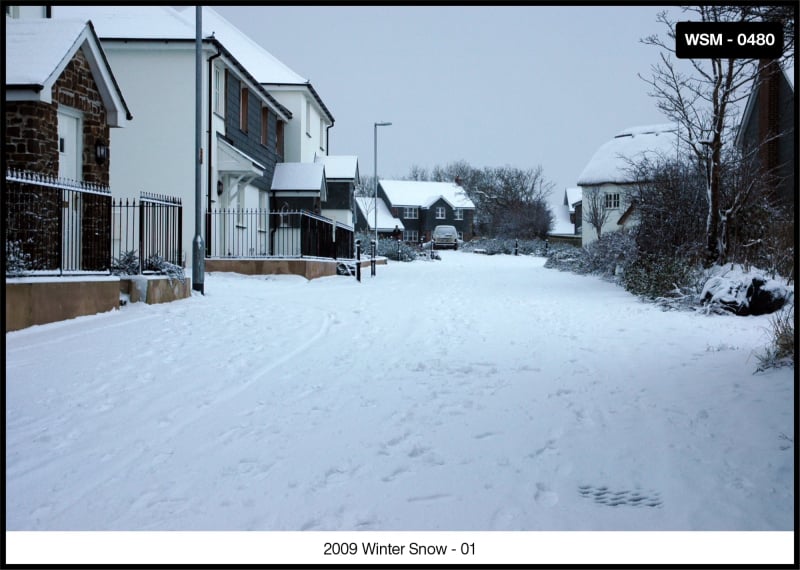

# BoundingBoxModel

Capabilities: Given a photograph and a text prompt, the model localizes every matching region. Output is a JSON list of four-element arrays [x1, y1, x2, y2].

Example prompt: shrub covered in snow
[[756, 302, 795, 372], [354, 233, 418, 262], [110, 250, 140, 276], [144, 254, 186, 285], [544, 230, 637, 281], [699, 264, 794, 316], [460, 237, 550, 256], [622, 252, 697, 299], [5, 240, 31, 277]]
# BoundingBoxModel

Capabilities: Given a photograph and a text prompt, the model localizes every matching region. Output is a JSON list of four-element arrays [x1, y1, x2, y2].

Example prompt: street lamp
[[374, 121, 392, 246]]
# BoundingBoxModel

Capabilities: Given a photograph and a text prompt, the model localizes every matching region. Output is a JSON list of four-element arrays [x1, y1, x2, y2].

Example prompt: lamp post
[[374, 121, 392, 247]]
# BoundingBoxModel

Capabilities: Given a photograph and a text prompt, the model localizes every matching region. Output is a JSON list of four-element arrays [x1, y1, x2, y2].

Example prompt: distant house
[[548, 187, 582, 245], [356, 179, 476, 243], [576, 123, 679, 245], [270, 162, 326, 213], [735, 59, 795, 210], [314, 154, 359, 227], [354, 196, 404, 239]]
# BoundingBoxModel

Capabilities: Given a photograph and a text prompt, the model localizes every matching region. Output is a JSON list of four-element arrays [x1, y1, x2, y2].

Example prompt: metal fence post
[[370, 238, 376, 277], [355, 239, 361, 282]]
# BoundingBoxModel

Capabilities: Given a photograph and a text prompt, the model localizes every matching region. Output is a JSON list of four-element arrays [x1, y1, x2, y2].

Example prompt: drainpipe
[[207, 46, 222, 256], [325, 122, 334, 156]]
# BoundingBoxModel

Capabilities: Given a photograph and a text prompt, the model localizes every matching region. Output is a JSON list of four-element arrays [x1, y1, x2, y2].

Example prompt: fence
[[206, 208, 354, 260], [5, 169, 183, 276], [5, 169, 111, 274], [112, 193, 183, 272]]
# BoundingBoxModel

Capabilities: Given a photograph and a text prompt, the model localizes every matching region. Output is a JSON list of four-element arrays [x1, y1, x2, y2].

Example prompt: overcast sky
[[213, 5, 681, 196]]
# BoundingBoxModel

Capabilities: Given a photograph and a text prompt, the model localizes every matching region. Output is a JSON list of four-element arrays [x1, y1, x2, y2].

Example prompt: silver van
[[432, 225, 459, 250]]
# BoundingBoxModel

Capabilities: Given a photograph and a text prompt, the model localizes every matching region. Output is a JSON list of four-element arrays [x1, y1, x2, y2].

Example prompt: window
[[403, 230, 419, 243], [435, 206, 446, 219], [605, 192, 620, 209], [240, 87, 249, 132], [276, 121, 285, 159], [261, 107, 269, 146], [213, 66, 224, 116], [305, 101, 311, 136], [403, 207, 418, 219], [454, 208, 464, 220]]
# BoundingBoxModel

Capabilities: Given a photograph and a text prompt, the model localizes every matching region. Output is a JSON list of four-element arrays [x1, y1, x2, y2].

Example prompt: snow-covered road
[[5, 251, 793, 531]]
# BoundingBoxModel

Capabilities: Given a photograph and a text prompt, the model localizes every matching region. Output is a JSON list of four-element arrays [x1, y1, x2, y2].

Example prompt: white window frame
[[319, 118, 324, 151], [403, 230, 419, 243], [454, 208, 464, 220], [605, 192, 620, 210], [403, 207, 418, 219], [435, 206, 446, 219], [213, 65, 224, 117]]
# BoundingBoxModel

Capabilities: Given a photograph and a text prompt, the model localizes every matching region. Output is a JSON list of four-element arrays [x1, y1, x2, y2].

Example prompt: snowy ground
[[6, 251, 793, 537]]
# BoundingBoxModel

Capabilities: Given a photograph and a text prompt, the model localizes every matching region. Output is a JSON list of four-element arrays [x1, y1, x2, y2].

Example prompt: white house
[[174, 6, 335, 165], [576, 123, 680, 245], [50, 5, 293, 268]]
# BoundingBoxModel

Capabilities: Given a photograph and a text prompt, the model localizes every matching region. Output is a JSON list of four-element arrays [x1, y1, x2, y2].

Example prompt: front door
[[58, 109, 82, 270]]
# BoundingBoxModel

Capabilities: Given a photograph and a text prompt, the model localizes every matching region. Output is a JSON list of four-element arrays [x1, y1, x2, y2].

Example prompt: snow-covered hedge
[[459, 237, 551, 256]]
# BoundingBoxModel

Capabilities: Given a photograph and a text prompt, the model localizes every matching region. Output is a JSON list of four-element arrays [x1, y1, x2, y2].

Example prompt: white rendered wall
[[102, 43, 210, 269]]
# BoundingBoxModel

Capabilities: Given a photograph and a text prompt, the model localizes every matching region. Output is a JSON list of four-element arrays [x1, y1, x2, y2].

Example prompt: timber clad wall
[[4, 49, 110, 184], [224, 74, 282, 191]]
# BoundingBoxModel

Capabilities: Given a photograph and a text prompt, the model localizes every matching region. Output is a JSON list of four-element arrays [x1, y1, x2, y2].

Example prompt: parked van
[[432, 225, 459, 250]]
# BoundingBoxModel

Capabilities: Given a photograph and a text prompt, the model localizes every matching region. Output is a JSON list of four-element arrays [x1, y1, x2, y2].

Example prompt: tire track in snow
[[9, 310, 335, 528]]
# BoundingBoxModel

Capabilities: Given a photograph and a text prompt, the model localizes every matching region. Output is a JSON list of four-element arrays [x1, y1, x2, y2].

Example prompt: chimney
[[454, 176, 463, 186]]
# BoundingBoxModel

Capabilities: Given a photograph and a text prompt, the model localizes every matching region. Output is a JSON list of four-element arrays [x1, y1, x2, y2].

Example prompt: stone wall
[[4, 48, 110, 184]]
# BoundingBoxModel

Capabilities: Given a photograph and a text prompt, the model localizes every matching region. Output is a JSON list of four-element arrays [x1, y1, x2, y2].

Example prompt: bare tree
[[639, 5, 794, 264], [582, 187, 611, 240]]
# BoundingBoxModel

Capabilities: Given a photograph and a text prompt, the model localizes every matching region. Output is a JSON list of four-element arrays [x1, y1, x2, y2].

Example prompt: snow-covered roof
[[314, 155, 359, 182], [51, 5, 197, 39], [564, 187, 581, 212], [355, 197, 405, 232], [50, 6, 291, 121], [379, 180, 476, 210], [271, 162, 326, 192], [172, 6, 334, 123], [5, 17, 131, 126], [174, 7, 307, 84], [577, 124, 680, 186]]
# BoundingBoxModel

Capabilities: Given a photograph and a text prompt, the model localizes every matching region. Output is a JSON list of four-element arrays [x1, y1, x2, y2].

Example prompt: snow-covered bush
[[699, 265, 793, 316], [110, 250, 140, 276], [5, 240, 31, 277], [460, 237, 549, 256], [756, 302, 794, 372], [143, 253, 186, 284], [622, 253, 696, 299], [354, 233, 417, 262]]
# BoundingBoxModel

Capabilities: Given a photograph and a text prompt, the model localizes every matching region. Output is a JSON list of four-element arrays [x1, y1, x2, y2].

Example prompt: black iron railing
[[112, 193, 183, 271], [206, 208, 354, 260], [5, 169, 111, 274]]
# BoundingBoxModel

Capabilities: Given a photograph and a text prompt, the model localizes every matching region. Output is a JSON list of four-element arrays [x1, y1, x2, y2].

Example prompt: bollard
[[370, 239, 376, 277], [514, 239, 518, 256], [355, 240, 361, 282]]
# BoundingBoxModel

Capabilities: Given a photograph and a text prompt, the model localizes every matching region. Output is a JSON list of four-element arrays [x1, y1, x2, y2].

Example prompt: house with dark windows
[[356, 179, 476, 243], [314, 154, 360, 228]]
